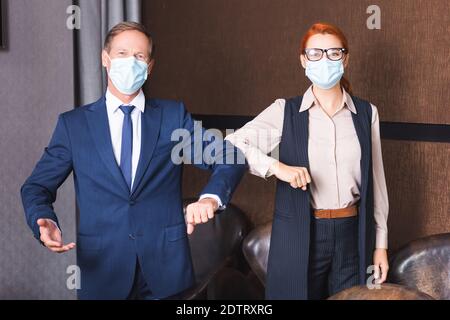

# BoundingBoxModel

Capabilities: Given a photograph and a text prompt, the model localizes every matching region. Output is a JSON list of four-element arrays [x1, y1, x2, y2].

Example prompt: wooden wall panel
[[382, 141, 450, 250], [144, 0, 450, 124]]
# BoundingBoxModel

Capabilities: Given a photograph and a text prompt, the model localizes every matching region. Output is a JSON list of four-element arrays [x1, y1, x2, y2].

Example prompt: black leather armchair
[[170, 199, 250, 299], [242, 222, 272, 286], [242, 221, 448, 300], [388, 233, 450, 300]]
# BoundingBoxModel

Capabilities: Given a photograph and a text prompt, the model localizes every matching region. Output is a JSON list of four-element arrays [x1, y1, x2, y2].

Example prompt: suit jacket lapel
[[84, 97, 130, 195], [131, 100, 162, 196]]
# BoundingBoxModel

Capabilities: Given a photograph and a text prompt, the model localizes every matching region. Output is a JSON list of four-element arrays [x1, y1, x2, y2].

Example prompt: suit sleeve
[[179, 103, 247, 208], [21, 114, 73, 241]]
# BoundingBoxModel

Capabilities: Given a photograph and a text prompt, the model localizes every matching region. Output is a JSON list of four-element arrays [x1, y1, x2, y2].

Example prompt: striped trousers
[[307, 215, 360, 300]]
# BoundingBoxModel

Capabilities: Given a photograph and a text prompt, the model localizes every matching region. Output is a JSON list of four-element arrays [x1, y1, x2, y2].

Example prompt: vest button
[[129, 234, 135, 240], [129, 200, 136, 206]]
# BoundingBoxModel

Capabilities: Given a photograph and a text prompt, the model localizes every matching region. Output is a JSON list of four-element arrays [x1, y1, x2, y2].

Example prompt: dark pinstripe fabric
[[351, 96, 375, 284], [266, 96, 375, 300], [307, 215, 359, 300], [127, 257, 157, 300]]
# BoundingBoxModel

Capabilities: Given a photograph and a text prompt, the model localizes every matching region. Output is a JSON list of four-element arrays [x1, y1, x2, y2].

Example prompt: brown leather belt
[[313, 205, 358, 219]]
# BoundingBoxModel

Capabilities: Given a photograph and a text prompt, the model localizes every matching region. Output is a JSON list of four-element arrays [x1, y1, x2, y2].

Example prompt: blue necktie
[[119, 105, 135, 192]]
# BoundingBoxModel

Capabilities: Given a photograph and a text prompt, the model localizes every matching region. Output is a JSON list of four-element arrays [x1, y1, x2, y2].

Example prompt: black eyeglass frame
[[302, 48, 348, 61]]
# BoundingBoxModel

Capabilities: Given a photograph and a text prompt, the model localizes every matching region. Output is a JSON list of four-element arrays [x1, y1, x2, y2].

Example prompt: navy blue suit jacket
[[21, 96, 246, 299]]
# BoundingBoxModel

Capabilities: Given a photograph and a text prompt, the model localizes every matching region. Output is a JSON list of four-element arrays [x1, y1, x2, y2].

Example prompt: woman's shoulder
[[253, 99, 286, 122], [350, 95, 378, 115], [262, 98, 287, 114], [348, 94, 380, 125], [279, 95, 306, 111], [349, 94, 371, 106]]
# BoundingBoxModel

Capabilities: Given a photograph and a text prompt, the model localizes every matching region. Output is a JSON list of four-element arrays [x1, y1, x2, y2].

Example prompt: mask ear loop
[[103, 53, 112, 69]]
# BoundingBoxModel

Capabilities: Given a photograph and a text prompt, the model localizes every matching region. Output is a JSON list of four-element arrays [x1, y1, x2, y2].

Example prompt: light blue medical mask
[[107, 55, 149, 95], [305, 58, 344, 90]]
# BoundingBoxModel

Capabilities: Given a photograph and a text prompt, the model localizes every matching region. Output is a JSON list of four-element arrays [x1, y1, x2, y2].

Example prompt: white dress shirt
[[105, 89, 144, 190], [105, 89, 223, 207]]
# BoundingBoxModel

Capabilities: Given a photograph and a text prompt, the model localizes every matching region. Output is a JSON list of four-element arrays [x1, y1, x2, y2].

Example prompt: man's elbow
[[20, 181, 30, 203]]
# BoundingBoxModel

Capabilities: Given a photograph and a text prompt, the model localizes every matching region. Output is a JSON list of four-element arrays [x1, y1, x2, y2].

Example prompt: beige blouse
[[225, 86, 389, 249]]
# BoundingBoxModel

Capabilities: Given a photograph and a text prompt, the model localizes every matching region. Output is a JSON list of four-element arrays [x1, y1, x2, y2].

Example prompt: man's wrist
[[205, 198, 219, 211], [199, 194, 223, 211]]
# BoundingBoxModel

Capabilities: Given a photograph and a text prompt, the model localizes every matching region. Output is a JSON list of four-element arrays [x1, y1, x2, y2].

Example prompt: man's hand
[[185, 198, 219, 235], [270, 161, 312, 190], [373, 248, 389, 284], [37, 218, 75, 253]]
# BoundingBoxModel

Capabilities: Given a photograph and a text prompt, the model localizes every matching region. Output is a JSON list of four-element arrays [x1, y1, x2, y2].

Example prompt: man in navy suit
[[21, 22, 246, 300]]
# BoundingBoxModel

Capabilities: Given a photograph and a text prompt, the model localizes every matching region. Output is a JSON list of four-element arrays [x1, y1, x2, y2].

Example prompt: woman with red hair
[[226, 22, 389, 299]]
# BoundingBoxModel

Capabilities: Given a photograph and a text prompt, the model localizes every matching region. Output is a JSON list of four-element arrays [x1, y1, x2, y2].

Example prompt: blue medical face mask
[[305, 58, 344, 90], [107, 55, 149, 95]]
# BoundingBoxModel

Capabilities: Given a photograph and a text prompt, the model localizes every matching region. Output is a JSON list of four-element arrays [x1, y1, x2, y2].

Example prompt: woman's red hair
[[300, 22, 352, 95]]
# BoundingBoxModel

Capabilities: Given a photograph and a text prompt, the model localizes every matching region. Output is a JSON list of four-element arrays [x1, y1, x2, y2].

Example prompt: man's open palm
[[37, 218, 75, 253]]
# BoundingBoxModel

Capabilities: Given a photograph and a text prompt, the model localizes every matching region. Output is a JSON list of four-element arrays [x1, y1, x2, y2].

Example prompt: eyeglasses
[[303, 48, 347, 61]]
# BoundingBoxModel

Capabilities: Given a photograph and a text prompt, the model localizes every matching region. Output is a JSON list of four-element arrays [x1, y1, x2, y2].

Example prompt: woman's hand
[[373, 248, 389, 284], [270, 161, 311, 190]]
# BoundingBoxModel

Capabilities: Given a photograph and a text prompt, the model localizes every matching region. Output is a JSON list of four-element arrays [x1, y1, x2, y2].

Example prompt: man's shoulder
[[146, 98, 189, 120], [60, 97, 188, 119], [61, 97, 103, 117], [147, 98, 184, 110], [59, 105, 87, 122]]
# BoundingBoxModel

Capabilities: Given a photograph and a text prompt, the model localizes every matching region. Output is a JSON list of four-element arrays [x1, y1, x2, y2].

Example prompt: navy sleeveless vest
[[266, 95, 375, 299]]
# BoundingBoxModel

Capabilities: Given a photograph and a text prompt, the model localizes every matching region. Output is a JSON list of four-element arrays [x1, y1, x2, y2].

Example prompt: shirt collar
[[299, 85, 357, 114], [105, 89, 146, 114]]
